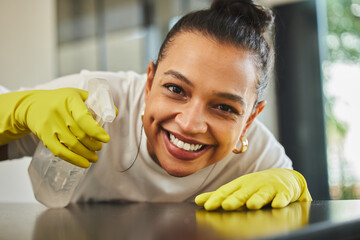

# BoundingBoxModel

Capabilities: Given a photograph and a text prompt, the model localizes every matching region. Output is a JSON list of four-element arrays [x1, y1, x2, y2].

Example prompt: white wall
[[0, 0, 56, 202], [0, 0, 56, 90]]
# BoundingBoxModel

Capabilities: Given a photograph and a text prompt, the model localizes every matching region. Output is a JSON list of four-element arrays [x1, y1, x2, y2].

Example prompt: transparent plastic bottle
[[28, 78, 116, 208]]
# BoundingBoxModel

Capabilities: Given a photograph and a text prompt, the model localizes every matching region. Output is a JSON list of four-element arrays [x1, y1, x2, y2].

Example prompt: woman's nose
[[175, 103, 208, 134]]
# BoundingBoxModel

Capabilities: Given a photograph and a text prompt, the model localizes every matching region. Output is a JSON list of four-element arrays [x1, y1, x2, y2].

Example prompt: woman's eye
[[217, 104, 238, 114], [166, 84, 184, 95]]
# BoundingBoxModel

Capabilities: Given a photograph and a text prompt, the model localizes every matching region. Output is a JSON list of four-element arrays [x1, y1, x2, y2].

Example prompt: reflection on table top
[[1, 200, 360, 240]]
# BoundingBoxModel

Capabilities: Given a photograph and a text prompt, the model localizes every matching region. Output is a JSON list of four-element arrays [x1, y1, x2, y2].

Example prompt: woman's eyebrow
[[164, 69, 246, 108], [215, 92, 246, 108], [164, 70, 194, 87]]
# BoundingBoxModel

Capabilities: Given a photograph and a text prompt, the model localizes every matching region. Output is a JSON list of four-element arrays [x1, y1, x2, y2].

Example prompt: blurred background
[[0, 0, 359, 202]]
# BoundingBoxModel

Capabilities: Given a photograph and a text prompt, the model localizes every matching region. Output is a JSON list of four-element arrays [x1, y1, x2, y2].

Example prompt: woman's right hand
[[0, 88, 110, 168]]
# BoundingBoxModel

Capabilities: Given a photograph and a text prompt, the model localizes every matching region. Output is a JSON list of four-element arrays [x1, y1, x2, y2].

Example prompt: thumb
[[298, 188, 312, 202]]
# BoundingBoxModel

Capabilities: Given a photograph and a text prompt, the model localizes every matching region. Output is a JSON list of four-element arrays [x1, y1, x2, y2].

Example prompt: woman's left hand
[[195, 168, 312, 211]]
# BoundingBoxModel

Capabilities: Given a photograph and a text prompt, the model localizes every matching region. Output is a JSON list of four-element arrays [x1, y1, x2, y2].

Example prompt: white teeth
[[177, 141, 184, 148], [169, 133, 203, 152], [184, 143, 190, 151], [190, 144, 195, 151]]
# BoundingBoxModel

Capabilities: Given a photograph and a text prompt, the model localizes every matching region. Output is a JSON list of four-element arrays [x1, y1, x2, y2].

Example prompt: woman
[[0, 0, 311, 210]]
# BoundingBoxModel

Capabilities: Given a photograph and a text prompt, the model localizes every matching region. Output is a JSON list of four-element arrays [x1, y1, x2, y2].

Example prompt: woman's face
[[143, 31, 264, 177]]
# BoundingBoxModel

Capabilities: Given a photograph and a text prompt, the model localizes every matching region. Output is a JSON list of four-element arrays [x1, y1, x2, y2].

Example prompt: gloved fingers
[[68, 93, 110, 143], [271, 192, 292, 208], [203, 198, 222, 211], [55, 131, 98, 163], [203, 178, 245, 210], [195, 192, 213, 207], [221, 188, 251, 211], [76, 112, 110, 143], [68, 124, 103, 151], [46, 140, 91, 168], [203, 188, 237, 210], [246, 186, 276, 210]]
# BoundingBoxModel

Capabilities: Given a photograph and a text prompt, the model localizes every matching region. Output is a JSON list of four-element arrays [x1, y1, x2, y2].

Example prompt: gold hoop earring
[[141, 109, 144, 122], [232, 136, 248, 154]]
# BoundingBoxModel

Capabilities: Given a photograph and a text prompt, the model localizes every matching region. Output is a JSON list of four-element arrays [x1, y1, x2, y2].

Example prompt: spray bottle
[[28, 78, 116, 208]]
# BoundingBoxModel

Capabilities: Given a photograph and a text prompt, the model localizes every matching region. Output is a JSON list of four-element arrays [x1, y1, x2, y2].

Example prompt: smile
[[162, 129, 210, 161], [169, 133, 203, 152]]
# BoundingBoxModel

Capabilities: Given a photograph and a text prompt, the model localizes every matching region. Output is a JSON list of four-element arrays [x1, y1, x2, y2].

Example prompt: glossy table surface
[[1, 200, 360, 240]]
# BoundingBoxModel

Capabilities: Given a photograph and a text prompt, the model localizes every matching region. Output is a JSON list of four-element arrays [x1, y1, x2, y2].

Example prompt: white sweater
[[7, 70, 292, 203]]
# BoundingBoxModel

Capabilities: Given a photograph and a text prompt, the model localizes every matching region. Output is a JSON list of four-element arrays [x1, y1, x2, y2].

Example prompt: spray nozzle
[[85, 78, 116, 126]]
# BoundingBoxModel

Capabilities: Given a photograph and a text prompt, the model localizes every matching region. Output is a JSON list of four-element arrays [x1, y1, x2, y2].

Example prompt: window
[[324, 0, 360, 199]]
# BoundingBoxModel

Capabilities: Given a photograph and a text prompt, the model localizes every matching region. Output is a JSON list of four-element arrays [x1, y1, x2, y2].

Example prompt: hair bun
[[210, 0, 274, 33]]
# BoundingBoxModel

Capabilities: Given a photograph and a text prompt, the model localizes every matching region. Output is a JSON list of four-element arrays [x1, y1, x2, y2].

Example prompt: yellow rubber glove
[[0, 88, 110, 168], [195, 168, 312, 211]]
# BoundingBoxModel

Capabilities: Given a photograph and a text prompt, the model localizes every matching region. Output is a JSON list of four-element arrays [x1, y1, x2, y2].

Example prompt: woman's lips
[[162, 129, 210, 161]]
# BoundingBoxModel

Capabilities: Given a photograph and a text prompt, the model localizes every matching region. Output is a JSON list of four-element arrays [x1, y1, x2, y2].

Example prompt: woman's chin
[[161, 164, 196, 177]]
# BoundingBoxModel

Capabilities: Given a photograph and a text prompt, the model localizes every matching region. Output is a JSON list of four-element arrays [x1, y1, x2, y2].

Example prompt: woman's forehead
[[157, 31, 258, 90]]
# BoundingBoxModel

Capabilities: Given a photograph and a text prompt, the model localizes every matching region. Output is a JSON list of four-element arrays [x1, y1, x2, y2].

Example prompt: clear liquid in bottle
[[28, 78, 116, 208], [28, 145, 88, 208]]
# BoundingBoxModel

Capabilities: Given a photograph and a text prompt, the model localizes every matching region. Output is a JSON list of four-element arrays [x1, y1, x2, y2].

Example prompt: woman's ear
[[241, 100, 266, 135], [145, 62, 155, 102]]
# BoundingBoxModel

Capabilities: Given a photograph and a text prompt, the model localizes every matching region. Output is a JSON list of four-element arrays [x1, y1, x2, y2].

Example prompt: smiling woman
[[0, 0, 311, 210], [143, 32, 260, 177]]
